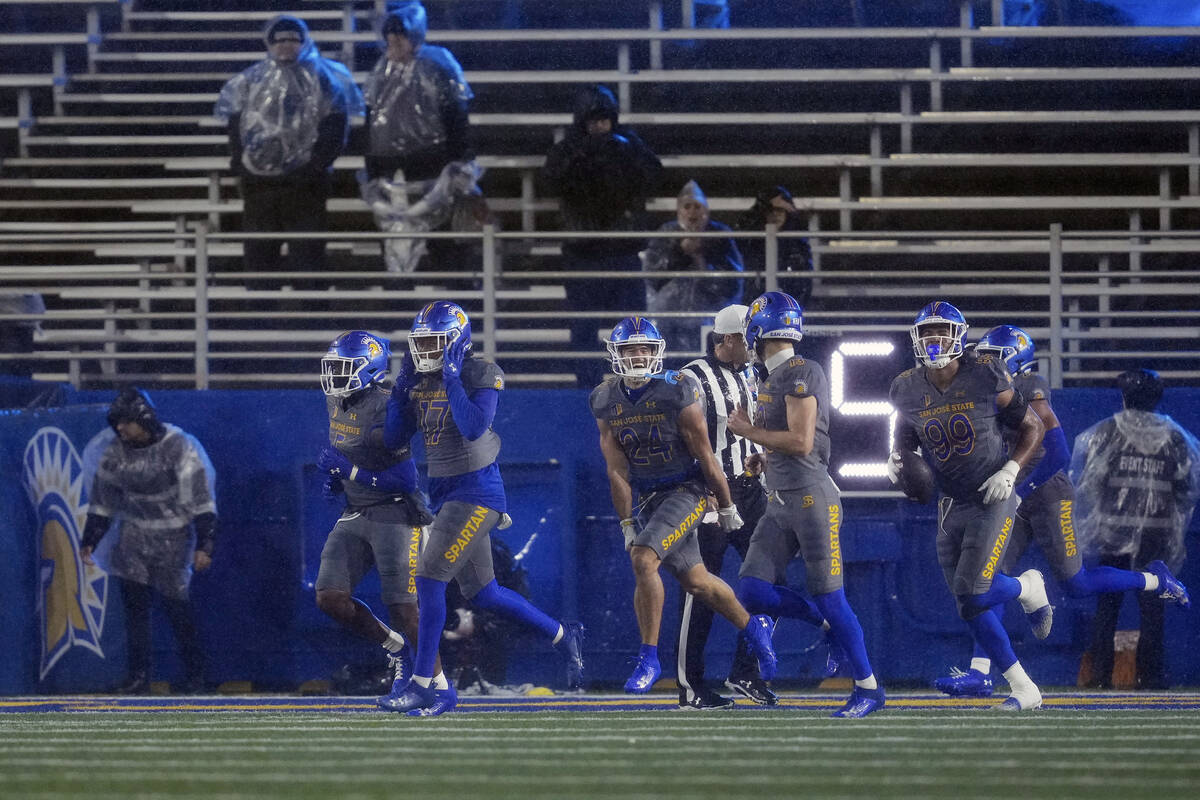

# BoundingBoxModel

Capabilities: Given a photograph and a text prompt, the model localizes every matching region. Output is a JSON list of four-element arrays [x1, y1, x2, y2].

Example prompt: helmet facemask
[[608, 339, 664, 379], [321, 355, 375, 397], [410, 328, 462, 373], [911, 320, 968, 369]]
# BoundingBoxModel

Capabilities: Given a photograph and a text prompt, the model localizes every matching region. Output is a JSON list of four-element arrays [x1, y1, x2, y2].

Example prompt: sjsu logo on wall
[[21, 427, 107, 680]]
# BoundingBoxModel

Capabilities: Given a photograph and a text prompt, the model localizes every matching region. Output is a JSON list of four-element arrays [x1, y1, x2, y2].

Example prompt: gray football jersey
[[590, 374, 704, 492], [755, 355, 831, 491], [889, 351, 1015, 502], [326, 381, 413, 508], [408, 357, 504, 478], [1013, 372, 1052, 481]]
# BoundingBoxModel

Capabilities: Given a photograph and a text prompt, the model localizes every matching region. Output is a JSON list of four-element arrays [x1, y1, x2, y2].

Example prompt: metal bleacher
[[1, 0, 1199, 388]]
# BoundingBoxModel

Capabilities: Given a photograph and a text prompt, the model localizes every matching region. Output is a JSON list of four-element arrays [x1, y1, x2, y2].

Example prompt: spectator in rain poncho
[[79, 388, 219, 695], [1069, 369, 1200, 689], [214, 15, 363, 286], [359, 2, 482, 273], [641, 180, 743, 354]]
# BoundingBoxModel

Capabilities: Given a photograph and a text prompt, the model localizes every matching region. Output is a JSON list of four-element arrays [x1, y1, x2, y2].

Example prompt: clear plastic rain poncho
[[213, 15, 364, 177], [359, 159, 484, 272], [1069, 409, 1200, 571], [361, 9, 472, 159], [81, 425, 218, 600]]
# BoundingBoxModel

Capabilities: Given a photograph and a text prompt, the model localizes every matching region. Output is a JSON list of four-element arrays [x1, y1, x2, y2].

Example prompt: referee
[[674, 304, 776, 708]]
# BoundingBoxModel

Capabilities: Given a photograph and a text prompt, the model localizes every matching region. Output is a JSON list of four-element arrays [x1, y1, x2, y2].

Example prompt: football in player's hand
[[895, 450, 936, 505]]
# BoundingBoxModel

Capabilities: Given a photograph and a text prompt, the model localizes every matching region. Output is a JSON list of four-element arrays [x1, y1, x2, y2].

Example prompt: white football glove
[[978, 459, 1021, 505], [620, 518, 638, 552], [886, 451, 903, 485], [717, 505, 744, 533]]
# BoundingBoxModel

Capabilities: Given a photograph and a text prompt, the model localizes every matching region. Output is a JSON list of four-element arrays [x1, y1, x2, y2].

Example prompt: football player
[[315, 331, 432, 707], [591, 316, 777, 695], [890, 302, 1051, 710], [380, 301, 584, 716], [934, 325, 1190, 698], [726, 292, 885, 718]]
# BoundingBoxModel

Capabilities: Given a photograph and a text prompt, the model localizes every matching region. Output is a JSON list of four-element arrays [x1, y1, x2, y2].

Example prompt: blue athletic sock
[[1063, 567, 1146, 599], [414, 576, 448, 679], [639, 643, 658, 661], [736, 576, 824, 626], [813, 589, 872, 681], [964, 572, 1022, 614], [972, 638, 989, 663], [470, 579, 560, 639], [965, 608, 1016, 672]]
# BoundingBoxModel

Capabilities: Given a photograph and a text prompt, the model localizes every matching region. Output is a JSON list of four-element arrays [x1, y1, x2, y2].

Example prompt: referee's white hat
[[713, 304, 749, 335]]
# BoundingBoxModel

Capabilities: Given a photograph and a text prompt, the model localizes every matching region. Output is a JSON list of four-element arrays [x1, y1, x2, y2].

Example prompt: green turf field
[[3, 703, 1200, 799]]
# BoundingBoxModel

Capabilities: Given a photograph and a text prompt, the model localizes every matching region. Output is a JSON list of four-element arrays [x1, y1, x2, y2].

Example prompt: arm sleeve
[[444, 377, 497, 441], [81, 512, 112, 551], [1018, 425, 1069, 496], [383, 392, 419, 450], [192, 511, 217, 555], [351, 459, 419, 493], [996, 386, 1029, 430]]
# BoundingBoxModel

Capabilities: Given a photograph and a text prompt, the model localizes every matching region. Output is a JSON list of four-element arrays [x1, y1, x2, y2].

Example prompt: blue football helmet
[[409, 300, 471, 373], [976, 324, 1036, 376], [743, 291, 803, 351], [321, 330, 391, 396], [607, 316, 666, 378], [910, 301, 969, 369]]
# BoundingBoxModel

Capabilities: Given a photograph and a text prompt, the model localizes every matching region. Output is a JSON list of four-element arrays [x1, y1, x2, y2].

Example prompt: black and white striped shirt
[[681, 356, 764, 480]]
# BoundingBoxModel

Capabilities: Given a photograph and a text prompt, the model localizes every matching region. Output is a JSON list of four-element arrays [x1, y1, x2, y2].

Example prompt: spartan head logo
[[21, 427, 107, 680]]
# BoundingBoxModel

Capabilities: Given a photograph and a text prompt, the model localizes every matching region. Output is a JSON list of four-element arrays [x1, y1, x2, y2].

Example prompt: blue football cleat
[[1018, 569, 1054, 640], [558, 621, 586, 690], [1148, 560, 1191, 608], [624, 654, 661, 694], [933, 667, 994, 698], [406, 685, 457, 717], [377, 681, 437, 713], [822, 630, 846, 678], [742, 615, 777, 681], [830, 685, 885, 718]]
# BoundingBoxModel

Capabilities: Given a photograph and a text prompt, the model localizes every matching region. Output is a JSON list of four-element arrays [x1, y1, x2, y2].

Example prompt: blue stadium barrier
[[2, 386, 1198, 694]]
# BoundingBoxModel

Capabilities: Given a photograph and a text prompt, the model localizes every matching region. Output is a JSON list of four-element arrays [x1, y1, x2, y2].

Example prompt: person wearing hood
[[541, 84, 662, 385], [79, 388, 219, 694], [363, 2, 473, 184], [735, 185, 813, 308], [1070, 368, 1200, 690], [641, 180, 743, 354], [215, 15, 364, 286], [360, 2, 478, 273]]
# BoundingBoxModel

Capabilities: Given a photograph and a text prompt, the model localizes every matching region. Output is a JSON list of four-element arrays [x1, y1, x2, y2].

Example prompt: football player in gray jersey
[[380, 302, 584, 716], [934, 326, 1190, 698], [889, 302, 1052, 711], [315, 331, 433, 705], [591, 316, 777, 695], [726, 292, 884, 718]]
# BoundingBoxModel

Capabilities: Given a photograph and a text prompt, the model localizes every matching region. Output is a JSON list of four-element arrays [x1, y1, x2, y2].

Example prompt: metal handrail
[[3, 224, 1199, 388]]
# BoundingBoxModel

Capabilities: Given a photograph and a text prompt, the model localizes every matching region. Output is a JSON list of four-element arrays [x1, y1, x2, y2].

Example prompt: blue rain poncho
[[214, 15, 364, 177]]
